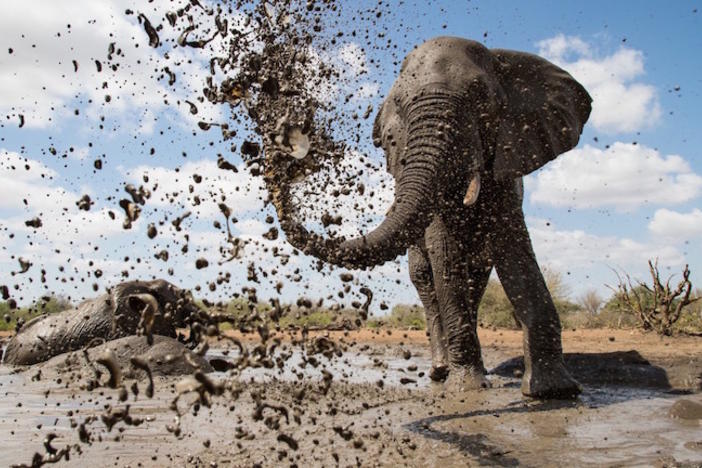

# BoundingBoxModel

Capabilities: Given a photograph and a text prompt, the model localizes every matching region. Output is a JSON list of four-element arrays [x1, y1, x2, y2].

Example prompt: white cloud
[[528, 217, 685, 273], [306, 41, 380, 108], [337, 43, 368, 76], [536, 35, 591, 60], [0, 151, 61, 208], [124, 159, 266, 220], [526, 142, 702, 210], [649, 208, 702, 240], [0, 0, 224, 131], [537, 34, 661, 133], [0, 151, 128, 253], [236, 219, 268, 237]]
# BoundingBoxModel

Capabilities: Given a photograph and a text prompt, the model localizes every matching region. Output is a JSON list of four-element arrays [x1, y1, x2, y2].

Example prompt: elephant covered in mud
[[3, 279, 198, 366], [275, 37, 592, 398]]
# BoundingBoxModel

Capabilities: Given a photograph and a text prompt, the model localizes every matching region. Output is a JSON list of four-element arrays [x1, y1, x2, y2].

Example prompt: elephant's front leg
[[492, 201, 581, 399], [408, 243, 448, 381], [425, 218, 489, 390]]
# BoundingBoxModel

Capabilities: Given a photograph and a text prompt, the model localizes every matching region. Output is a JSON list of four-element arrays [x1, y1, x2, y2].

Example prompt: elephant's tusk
[[463, 173, 481, 206]]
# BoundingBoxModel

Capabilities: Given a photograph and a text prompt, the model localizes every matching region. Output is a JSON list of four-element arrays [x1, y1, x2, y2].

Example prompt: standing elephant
[[276, 37, 592, 398], [3, 279, 197, 365]]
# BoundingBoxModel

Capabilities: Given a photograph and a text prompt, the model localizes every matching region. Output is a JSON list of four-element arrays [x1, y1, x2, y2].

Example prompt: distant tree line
[[2, 261, 699, 336]]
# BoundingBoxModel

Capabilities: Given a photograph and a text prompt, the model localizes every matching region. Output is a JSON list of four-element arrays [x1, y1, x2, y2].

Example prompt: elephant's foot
[[429, 365, 449, 382], [445, 365, 490, 391], [521, 360, 581, 399]]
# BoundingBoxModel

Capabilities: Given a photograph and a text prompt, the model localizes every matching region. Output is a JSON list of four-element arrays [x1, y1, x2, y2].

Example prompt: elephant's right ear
[[127, 293, 159, 316], [491, 49, 592, 179]]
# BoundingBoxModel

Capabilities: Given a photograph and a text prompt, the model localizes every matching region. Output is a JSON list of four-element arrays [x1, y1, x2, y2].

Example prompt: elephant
[[273, 37, 592, 398], [3, 279, 198, 366], [36, 335, 213, 379], [408, 178, 525, 384]]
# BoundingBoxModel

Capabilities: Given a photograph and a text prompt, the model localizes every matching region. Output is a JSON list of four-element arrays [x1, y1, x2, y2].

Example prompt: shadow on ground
[[491, 350, 671, 389], [405, 351, 690, 467]]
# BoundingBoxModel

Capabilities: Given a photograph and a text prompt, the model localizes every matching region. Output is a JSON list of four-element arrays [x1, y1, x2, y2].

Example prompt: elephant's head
[[111, 279, 198, 335], [281, 37, 591, 268]]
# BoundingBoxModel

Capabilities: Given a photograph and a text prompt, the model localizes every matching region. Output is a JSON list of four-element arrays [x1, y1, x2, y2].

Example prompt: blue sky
[[1, 0, 700, 313]]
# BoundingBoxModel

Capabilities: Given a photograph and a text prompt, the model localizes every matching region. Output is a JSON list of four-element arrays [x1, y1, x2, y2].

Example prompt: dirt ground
[[1, 328, 701, 467]]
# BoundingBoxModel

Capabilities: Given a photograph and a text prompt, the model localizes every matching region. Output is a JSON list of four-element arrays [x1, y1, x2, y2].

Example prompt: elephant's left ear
[[491, 49, 592, 179]]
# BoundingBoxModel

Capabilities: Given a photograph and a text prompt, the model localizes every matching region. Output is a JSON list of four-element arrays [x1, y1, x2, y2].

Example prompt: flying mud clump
[[189, 1, 355, 252], [4, 1, 411, 466]]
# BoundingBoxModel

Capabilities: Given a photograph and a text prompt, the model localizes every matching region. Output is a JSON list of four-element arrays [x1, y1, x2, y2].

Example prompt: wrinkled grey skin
[[283, 37, 592, 398], [3, 279, 197, 366], [38, 335, 212, 378]]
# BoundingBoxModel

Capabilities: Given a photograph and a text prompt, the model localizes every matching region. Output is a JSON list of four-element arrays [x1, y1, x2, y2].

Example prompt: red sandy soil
[[3, 327, 699, 358], [213, 327, 701, 357]]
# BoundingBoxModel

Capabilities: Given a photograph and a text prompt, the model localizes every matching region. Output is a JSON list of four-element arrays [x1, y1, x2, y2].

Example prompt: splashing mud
[[1, 1, 701, 467]]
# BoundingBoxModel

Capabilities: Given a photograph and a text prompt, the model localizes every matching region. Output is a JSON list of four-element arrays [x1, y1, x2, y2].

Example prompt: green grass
[[3, 281, 700, 335], [0, 296, 73, 332]]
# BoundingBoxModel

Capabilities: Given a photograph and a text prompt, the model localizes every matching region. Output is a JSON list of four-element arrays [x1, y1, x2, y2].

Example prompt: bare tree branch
[[614, 259, 698, 335]]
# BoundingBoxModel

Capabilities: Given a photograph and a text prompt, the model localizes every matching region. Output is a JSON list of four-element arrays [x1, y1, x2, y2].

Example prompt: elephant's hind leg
[[492, 205, 580, 399], [408, 244, 448, 381]]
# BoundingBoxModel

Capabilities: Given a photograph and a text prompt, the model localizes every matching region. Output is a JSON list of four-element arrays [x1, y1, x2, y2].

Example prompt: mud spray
[[2, 1, 701, 467]]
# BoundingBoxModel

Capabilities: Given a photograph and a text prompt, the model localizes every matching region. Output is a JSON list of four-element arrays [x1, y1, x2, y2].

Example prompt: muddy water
[[1, 344, 701, 467], [209, 345, 433, 387]]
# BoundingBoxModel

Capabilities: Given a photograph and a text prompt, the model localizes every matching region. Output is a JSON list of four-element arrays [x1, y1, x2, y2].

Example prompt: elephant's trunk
[[284, 89, 460, 269]]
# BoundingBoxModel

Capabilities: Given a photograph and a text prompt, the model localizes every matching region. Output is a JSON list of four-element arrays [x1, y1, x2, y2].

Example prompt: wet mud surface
[[1, 2, 701, 466], [2, 330, 701, 467]]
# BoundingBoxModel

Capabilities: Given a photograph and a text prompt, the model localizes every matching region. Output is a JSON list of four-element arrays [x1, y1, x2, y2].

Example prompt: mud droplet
[[277, 433, 299, 450], [25, 217, 42, 228], [146, 223, 157, 239], [77, 194, 93, 211], [339, 273, 353, 282], [185, 100, 198, 115], [17, 257, 32, 274], [96, 350, 122, 388], [241, 141, 260, 159], [217, 155, 238, 172], [138, 13, 160, 48]]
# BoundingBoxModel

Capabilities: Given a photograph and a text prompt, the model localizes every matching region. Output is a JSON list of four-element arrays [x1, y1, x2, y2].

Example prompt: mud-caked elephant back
[[490, 49, 592, 180]]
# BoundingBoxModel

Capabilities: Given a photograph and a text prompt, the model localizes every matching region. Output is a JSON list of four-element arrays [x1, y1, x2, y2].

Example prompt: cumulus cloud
[[537, 34, 661, 134], [0, 0, 224, 131], [649, 208, 702, 240], [528, 217, 685, 273], [526, 142, 702, 210], [1, 151, 127, 249], [123, 159, 266, 220]]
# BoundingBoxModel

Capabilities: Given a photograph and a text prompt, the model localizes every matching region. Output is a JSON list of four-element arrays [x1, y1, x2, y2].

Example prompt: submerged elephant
[[276, 37, 592, 398], [3, 279, 198, 366]]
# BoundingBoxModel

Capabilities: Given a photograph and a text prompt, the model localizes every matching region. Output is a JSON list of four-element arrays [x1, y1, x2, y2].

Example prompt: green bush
[[478, 279, 519, 329], [387, 304, 426, 330], [213, 296, 365, 331], [0, 296, 73, 332], [477, 276, 580, 329]]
